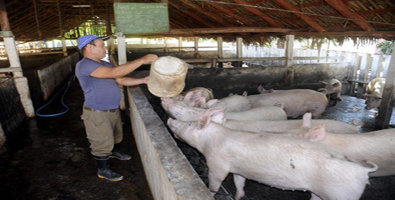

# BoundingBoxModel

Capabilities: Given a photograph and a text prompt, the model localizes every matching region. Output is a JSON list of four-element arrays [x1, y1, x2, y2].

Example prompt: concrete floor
[[0, 79, 153, 200]]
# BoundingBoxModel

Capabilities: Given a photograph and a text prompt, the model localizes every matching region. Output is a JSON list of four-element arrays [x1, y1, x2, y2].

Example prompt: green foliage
[[376, 41, 394, 55]]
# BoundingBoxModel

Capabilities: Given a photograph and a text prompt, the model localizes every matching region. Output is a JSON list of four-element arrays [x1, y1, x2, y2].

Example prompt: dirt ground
[[0, 79, 153, 200]]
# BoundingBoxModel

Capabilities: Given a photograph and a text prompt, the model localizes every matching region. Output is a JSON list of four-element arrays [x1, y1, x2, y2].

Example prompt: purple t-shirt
[[75, 57, 121, 110]]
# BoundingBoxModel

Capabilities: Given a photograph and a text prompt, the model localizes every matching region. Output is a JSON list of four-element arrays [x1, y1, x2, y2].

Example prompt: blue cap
[[77, 35, 110, 50]]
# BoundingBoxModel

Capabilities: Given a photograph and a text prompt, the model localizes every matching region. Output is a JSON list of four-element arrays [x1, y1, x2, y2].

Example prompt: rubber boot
[[94, 156, 124, 182], [109, 143, 132, 160]]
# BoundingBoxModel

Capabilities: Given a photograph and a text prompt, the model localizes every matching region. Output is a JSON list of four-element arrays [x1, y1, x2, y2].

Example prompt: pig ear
[[302, 113, 312, 127], [273, 102, 283, 109], [205, 99, 219, 108], [306, 125, 326, 142], [198, 110, 212, 130], [320, 81, 327, 85], [189, 97, 206, 107], [228, 93, 234, 97], [317, 88, 327, 94], [242, 91, 248, 96], [332, 82, 340, 87], [209, 107, 226, 124], [188, 90, 203, 101], [184, 91, 194, 101], [257, 85, 265, 93]]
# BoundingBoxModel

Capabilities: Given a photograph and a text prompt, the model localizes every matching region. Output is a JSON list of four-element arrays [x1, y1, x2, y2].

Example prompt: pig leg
[[208, 168, 228, 195], [233, 174, 246, 199], [311, 107, 325, 119]]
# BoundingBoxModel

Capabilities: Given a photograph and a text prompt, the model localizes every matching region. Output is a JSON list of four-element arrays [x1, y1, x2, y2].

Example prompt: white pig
[[167, 112, 377, 200], [289, 112, 395, 177], [257, 85, 275, 94], [214, 113, 359, 135], [167, 102, 287, 121], [364, 78, 386, 110], [161, 97, 206, 118], [201, 94, 252, 112], [318, 79, 342, 103], [183, 87, 214, 101], [247, 89, 328, 118]]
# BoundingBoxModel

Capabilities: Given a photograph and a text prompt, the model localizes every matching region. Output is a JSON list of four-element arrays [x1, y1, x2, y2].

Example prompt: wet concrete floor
[[0, 78, 153, 200]]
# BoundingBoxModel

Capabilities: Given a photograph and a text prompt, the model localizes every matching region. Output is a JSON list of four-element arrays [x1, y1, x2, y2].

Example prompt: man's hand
[[142, 54, 158, 64], [141, 76, 150, 84]]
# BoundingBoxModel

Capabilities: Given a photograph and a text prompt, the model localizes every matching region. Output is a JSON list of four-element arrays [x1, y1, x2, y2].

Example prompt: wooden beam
[[376, 43, 395, 129], [179, 0, 236, 27], [32, 0, 42, 39], [169, 2, 216, 28], [324, 0, 373, 31], [232, 0, 283, 28], [146, 27, 292, 35], [208, 2, 255, 27], [290, 31, 395, 38], [274, 0, 325, 32]]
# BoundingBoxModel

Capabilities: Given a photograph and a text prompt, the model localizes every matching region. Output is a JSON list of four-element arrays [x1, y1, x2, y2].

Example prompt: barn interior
[[1, 0, 395, 200]]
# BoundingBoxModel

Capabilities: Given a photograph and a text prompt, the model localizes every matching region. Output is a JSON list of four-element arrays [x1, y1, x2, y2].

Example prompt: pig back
[[365, 78, 385, 95], [247, 89, 328, 118]]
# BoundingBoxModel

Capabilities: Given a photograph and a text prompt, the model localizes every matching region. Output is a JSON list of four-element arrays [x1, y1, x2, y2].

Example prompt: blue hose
[[35, 75, 76, 117]]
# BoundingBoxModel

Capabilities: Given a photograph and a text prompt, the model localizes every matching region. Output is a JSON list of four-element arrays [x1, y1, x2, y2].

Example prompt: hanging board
[[114, 3, 170, 34]]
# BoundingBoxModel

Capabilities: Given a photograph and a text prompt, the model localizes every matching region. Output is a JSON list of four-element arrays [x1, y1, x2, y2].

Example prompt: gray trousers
[[81, 108, 123, 157]]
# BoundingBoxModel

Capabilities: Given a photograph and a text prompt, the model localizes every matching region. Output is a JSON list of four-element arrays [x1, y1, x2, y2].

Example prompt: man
[[75, 35, 158, 181]]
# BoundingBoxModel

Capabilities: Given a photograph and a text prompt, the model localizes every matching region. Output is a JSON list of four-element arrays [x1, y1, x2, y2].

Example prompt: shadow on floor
[[0, 79, 153, 200]]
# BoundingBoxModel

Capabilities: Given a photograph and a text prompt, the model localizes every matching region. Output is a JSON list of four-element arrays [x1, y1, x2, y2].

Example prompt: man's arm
[[90, 54, 158, 79], [115, 76, 149, 86]]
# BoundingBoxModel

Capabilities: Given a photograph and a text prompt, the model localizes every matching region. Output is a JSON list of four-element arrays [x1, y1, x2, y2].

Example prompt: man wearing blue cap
[[75, 35, 158, 181]]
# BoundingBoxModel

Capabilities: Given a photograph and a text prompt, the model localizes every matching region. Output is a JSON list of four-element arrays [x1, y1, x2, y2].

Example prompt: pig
[[318, 79, 342, 104], [174, 87, 214, 102], [257, 85, 275, 94], [287, 112, 395, 177], [247, 89, 328, 118], [200, 94, 252, 112], [212, 112, 359, 135], [167, 101, 287, 122], [364, 78, 385, 110], [161, 97, 206, 118], [167, 111, 377, 200]]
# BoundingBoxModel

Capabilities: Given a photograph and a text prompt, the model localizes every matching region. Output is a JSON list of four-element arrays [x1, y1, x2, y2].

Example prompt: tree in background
[[376, 41, 394, 55]]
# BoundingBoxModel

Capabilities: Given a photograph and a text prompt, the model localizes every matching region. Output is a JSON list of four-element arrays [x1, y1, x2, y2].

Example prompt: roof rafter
[[169, 2, 217, 28], [232, 0, 283, 28], [207, 2, 255, 27], [324, 0, 374, 31], [273, 0, 325, 32], [178, 0, 236, 27]]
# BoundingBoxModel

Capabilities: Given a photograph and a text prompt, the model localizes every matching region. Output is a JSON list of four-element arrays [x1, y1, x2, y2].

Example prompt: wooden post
[[236, 37, 243, 67], [350, 55, 362, 96], [105, 2, 113, 57], [178, 37, 182, 52], [285, 35, 294, 67], [117, 32, 127, 110], [194, 37, 198, 52], [363, 54, 373, 82], [57, 0, 67, 56], [217, 37, 223, 58], [376, 44, 395, 129], [0, 0, 35, 117], [376, 55, 385, 78]]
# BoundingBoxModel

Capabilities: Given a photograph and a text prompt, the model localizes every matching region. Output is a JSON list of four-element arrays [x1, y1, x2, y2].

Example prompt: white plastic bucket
[[147, 56, 188, 97]]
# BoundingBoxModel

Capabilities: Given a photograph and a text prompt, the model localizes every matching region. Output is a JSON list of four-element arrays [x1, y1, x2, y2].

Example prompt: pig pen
[[127, 65, 395, 200]]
